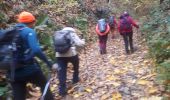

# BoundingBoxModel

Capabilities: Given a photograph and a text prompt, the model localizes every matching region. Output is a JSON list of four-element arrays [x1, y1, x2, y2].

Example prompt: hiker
[[118, 12, 139, 54], [53, 27, 85, 96], [108, 15, 117, 39], [10, 11, 54, 100], [96, 18, 110, 54]]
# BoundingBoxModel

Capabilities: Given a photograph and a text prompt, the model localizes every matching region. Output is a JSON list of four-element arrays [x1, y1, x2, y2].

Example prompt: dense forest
[[0, 0, 170, 100]]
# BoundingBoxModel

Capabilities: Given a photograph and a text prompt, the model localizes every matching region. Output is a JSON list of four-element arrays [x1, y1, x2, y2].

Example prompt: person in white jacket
[[55, 27, 85, 96]]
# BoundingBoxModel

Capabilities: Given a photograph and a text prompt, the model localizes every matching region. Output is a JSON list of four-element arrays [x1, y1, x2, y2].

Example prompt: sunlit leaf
[[137, 80, 149, 85], [85, 88, 92, 93]]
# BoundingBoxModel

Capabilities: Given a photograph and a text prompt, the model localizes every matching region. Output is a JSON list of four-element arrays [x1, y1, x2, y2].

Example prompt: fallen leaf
[[73, 93, 81, 98], [85, 88, 92, 93], [140, 73, 156, 80], [112, 82, 121, 87], [106, 76, 120, 81], [148, 87, 158, 94], [112, 92, 122, 100], [137, 80, 149, 85], [139, 96, 162, 100], [101, 94, 110, 100]]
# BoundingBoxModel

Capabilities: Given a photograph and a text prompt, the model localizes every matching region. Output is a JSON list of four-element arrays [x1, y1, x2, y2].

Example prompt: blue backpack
[[108, 16, 115, 28], [97, 19, 107, 33]]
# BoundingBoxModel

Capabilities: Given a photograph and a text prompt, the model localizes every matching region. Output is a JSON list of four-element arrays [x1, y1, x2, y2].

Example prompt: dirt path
[[52, 31, 162, 100]]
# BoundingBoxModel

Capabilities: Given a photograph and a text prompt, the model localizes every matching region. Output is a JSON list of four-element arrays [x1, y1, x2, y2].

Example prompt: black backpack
[[0, 27, 22, 81], [53, 30, 72, 54], [108, 16, 115, 28]]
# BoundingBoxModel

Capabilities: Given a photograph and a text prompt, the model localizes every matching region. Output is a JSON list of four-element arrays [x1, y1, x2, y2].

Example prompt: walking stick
[[40, 73, 52, 100]]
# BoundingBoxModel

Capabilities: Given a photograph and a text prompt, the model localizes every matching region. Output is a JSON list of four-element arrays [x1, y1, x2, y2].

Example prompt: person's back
[[118, 14, 139, 34], [95, 19, 110, 54], [10, 11, 54, 100], [55, 27, 85, 57], [54, 27, 85, 96], [118, 12, 139, 54]]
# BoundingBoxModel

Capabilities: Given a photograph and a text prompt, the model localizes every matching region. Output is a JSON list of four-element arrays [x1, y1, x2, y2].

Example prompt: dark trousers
[[98, 34, 108, 54], [56, 55, 79, 95], [11, 70, 54, 100], [122, 32, 134, 53]]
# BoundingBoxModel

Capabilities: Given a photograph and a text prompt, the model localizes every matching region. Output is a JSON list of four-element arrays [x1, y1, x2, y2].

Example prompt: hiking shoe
[[126, 50, 130, 55], [131, 49, 134, 53], [73, 78, 79, 84], [59, 92, 67, 97]]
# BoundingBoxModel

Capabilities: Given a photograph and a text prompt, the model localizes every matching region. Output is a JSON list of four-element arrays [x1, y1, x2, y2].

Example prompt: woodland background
[[0, 0, 170, 99]]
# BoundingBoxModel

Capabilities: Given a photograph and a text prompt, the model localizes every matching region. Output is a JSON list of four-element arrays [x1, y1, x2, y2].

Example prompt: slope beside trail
[[57, 30, 162, 100]]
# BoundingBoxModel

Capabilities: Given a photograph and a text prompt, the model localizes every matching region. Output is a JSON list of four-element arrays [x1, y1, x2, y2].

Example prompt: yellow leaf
[[74, 94, 80, 98], [148, 87, 158, 94], [112, 82, 121, 87], [110, 58, 116, 65], [85, 88, 92, 93], [106, 76, 120, 81], [140, 73, 156, 80], [50, 86, 55, 92], [139, 96, 162, 100], [101, 94, 109, 100], [114, 69, 127, 75], [137, 80, 149, 85], [112, 92, 122, 100]]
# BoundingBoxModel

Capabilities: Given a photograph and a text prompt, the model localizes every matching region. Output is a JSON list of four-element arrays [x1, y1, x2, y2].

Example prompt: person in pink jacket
[[118, 12, 139, 54]]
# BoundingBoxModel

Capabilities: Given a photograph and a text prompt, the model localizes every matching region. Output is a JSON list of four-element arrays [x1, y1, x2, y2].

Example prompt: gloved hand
[[52, 63, 61, 72]]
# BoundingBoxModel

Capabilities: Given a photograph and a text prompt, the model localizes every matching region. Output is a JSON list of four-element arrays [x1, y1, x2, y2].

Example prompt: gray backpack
[[53, 30, 72, 54]]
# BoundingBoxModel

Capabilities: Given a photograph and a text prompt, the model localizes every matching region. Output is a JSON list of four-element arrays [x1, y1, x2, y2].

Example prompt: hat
[[18, 11, 35, 23]]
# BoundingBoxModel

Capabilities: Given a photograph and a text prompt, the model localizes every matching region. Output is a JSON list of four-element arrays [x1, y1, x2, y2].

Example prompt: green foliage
[[35, 14, 58, 76], [67, 16, 89, 39], [0, 87, 8, 97], [142, 0, 170, 97]]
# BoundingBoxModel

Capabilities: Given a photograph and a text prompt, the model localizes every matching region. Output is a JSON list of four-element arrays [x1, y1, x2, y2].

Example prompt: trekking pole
[[40, 72, 52, 100], [40, 64, 60, 100]]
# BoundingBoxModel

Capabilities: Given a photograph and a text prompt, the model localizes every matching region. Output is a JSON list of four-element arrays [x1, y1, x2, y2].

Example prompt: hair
[[119, 15, 124, 19]]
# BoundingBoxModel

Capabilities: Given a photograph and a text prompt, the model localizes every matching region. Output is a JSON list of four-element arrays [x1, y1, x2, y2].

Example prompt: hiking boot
[[103, 49, 107, 54], [131, 48, 137, 53], [131, 49, 134, 53], [126, 50, 130, 55], [59, 85, 67, 97], [73, 78, 79, 84]]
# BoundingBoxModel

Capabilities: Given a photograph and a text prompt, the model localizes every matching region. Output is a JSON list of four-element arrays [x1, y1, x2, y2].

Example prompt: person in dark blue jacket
[[10, 11, 54, 100]]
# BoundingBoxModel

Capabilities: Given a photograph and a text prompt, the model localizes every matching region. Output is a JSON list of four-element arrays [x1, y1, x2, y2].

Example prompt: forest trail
[[56, 30, 162, 100]]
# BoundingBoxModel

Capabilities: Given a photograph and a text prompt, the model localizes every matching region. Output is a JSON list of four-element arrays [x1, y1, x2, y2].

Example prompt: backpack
[[108, 16, 115, 28], [53, 30, 72, 54], [0, 27, 23, 81], [97, 19, 107, 33], [120, 17, 132, 31]]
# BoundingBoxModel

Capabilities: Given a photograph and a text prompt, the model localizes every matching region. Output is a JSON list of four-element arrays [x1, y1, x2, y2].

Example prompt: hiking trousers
[[121, 32, 134, 53], [98, 34, 108, 54], [11, 70, 54, 100], [56, 55, 79, 96]]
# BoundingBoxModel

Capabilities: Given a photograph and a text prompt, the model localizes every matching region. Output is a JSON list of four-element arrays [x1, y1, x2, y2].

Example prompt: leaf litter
[[27, 32, 163, 100]]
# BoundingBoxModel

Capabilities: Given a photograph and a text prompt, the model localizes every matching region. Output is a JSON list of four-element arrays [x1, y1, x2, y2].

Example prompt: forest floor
[[45, 30, 163, 100]]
